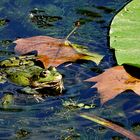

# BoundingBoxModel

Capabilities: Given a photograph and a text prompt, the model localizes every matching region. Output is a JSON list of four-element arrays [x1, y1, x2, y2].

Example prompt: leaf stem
[[80, 113, 140, 140], [65, 26, 78, 41]]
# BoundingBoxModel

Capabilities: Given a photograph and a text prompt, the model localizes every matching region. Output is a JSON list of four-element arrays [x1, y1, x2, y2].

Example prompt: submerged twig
[[80, 113, 140, 140]]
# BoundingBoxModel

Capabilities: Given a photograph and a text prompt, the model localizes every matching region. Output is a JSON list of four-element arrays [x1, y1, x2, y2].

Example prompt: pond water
[[0, 0, 140, 139]]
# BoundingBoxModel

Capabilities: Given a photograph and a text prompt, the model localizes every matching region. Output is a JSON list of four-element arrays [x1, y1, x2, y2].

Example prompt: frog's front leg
[[20, 86, 45, 102], [0, 72, 7, 84], [33, 94, 45, 102]]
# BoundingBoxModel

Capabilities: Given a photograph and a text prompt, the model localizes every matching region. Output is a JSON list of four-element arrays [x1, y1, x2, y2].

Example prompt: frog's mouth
[[31, 79, 64, 93]]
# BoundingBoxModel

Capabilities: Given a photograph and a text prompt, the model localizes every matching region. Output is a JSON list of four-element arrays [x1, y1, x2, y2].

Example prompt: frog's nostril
[[42, 71, 47, 75]]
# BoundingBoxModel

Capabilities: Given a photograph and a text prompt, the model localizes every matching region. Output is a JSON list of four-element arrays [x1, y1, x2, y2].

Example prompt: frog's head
[[31, 66, 63, 92]]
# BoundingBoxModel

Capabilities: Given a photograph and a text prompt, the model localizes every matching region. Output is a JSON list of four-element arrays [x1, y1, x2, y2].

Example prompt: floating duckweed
[[0, 40, 13, 47], [60, 127, 80, 140], [0, 19, 10, 26], [84, 105, 92, 109], [16, 129, 31, 139], [77, 103, 84, 108], [1, 93, 14, 108], [62, 99, 96, 110], [131, 122, 140, 134]]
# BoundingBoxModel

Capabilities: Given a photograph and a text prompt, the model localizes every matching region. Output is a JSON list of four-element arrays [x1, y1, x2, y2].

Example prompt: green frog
[[0, 55, 63, 102]]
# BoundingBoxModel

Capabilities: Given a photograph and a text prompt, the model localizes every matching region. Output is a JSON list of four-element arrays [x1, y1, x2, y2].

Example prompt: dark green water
[[0, 0, 140, 139]]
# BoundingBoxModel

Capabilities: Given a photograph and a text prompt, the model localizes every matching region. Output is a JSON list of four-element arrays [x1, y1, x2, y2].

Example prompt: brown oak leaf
[[14, 36, 103, 68], [86, 66, 140, 104]]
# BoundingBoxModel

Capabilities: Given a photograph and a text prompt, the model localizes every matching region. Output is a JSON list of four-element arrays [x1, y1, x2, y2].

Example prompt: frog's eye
[[40, 70, 50, 77]]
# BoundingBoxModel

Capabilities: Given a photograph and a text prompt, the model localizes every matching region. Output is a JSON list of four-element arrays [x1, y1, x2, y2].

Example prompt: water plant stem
[[80, 113, 140, 140]]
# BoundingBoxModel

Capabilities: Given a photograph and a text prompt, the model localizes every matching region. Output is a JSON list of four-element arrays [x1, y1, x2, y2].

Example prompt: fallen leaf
[[14, 36, 103, 68], [86, 66, 140, 104], [80, 113, 140, 140], [36, 55, 49, 68], [14, 36, 82, 67]]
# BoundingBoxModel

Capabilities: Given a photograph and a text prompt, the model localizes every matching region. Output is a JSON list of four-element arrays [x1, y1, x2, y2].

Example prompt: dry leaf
[[86, 66, 140, 104], [14, 36, 90, 68]]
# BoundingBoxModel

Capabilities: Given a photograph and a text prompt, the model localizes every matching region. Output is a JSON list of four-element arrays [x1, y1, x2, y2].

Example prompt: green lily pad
[[110, 0, 140, 67]]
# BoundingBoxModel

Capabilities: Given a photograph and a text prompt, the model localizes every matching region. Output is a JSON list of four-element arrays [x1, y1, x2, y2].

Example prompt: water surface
[[1, 0, 140, 139]]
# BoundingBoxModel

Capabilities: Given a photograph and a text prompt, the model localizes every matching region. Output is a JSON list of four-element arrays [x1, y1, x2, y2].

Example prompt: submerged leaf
[[86, 66, 140, 103], [80, 113, 140, 140], [14, 36, 103, 68], [76, 9, 102, 18], [29, 8, 62, 29]]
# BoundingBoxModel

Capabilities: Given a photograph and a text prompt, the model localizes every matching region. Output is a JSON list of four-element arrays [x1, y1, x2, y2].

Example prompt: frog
[[0, 55, 63, 102]]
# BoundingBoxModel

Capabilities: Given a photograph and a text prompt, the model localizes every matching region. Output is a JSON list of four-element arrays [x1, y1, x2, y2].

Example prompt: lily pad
[[110, 0, 140, 67]]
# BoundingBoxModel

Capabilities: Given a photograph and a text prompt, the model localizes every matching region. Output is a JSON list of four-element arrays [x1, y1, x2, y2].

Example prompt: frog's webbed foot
[[19, 87, 45, 102], [0, 73, 7, 84], [33, 94, 45, 102]]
